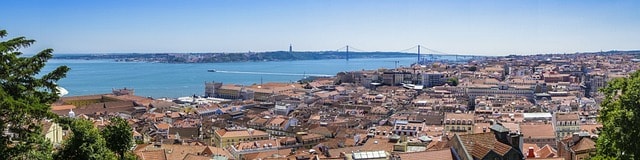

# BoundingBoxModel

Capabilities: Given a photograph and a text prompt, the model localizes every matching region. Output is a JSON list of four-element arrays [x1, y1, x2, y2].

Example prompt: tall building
[[422, 72, 446, 87], [586, 73, 607, 97], [382, 71, 409, 86]]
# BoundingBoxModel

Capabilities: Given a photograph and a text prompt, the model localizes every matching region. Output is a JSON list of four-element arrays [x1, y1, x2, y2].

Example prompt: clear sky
[[1, 0, 639, 55]]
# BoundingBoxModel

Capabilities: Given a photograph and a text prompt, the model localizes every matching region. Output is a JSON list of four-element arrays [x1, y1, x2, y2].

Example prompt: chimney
[[509, 132, 523, 153], [527, 147, 535, 158]]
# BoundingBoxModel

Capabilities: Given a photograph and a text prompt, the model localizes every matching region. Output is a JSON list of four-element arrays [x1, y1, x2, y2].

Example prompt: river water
[[42, 57, 476, 98], [43, 57, 425, 98]]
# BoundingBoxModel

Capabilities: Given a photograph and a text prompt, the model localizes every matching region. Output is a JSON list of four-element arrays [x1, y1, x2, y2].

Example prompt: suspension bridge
[[329, 45, 481, 64]]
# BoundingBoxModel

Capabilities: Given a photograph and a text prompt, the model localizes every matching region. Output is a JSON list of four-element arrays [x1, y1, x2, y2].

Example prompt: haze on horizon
[[1, 0, 639, 56]]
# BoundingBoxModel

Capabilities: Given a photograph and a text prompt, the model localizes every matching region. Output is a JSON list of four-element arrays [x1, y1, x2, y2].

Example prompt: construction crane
[[386, 60, 400, 68]]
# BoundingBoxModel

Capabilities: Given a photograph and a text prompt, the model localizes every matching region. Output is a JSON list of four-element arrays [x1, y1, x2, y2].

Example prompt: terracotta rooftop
[[138, 149, 167, 160], [474, 123, 491, 134], [571, 137, 596, 152], [537, 144, 557, 158], [521, 124, 556, 139], [104, 94, 154, 106], [445, 113, 474, 121], [51, 104, 76, 111], [580, 124, 602, 135], [326, 136, 396, 158], [201, 146, 234, 159], [137, 144, 208, 160], [182, 154, 212, 160], [241, 148, 295, 160], [397, 149, 453, 160], [522, 143, 541, 154], [235, 139, 280, 151], [155, 123, 171, 130], [59, 94, 106, 102], [215, 128, 268, 138], [555, 112, 579, 121], [269, 117, 286, 126], [457, 132, 514, 158]]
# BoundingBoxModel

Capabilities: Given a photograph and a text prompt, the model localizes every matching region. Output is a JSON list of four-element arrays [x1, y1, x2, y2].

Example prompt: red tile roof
[[521, 124, 555, 139], [537, 144, 557, 158], [571, 137, 596, 152], [397, 149, 453, 160], [457, 132, 516, 158], [139, 149, 167, 160]]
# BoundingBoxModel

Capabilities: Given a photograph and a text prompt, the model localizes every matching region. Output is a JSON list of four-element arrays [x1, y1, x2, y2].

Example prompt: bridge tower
[[346, 45, 350, 61], [417, 45, 421, 64]]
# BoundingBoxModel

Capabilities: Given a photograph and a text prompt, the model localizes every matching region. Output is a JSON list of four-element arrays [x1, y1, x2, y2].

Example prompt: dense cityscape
[[38, 52, 639, 160], [3, 1, 640, 160]]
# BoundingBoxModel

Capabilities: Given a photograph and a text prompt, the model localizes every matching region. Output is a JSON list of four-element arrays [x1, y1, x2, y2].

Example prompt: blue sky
[[1, 0, 639, 55]]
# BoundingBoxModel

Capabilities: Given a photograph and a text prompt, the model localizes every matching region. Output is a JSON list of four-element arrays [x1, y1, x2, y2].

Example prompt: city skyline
[[2, 0, 639, 55]]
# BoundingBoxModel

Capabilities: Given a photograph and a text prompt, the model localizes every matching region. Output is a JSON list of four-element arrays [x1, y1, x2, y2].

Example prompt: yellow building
[[212, 128, 269, 147], [554, 112, 580, 139], [216, 85, 243, 99], [42, 121, 63, 147], [444, 112, 475, 135]]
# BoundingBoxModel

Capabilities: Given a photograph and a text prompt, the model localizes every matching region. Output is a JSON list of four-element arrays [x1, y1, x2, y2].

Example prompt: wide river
[[43, 57, 424, 98]]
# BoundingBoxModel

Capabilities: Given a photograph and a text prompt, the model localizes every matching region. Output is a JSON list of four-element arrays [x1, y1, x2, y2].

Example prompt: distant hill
[[52, 50, 640, 63], [53, 51, 417, 63]]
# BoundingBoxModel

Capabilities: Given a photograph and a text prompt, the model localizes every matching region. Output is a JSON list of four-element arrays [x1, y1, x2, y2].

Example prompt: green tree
[[55, 119, 117, 160], [102, 117, 134, 160], [468, 66, 477, 72], [446, 77, 459, 86], [123, 152, 139, 160], [0, 29, 69, 159], [593, 71, 640, 159]]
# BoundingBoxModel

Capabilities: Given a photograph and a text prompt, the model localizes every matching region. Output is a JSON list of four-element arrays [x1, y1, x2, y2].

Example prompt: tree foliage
[[102, 117, 134, 159], [593, 71, 640, 159], [446, 77, 459, 86], [468, 66, 477, 72], [0, 29, 69, 159], [55, 119, 117, 160]]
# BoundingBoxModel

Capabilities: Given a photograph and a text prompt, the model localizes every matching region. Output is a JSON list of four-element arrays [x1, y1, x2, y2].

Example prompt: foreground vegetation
[[593, 70, 640, 159], [1, 29, 135, 160]]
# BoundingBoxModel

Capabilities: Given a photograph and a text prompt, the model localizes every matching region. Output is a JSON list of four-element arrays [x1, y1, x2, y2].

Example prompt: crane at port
[[386, 60, 400, 68]]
